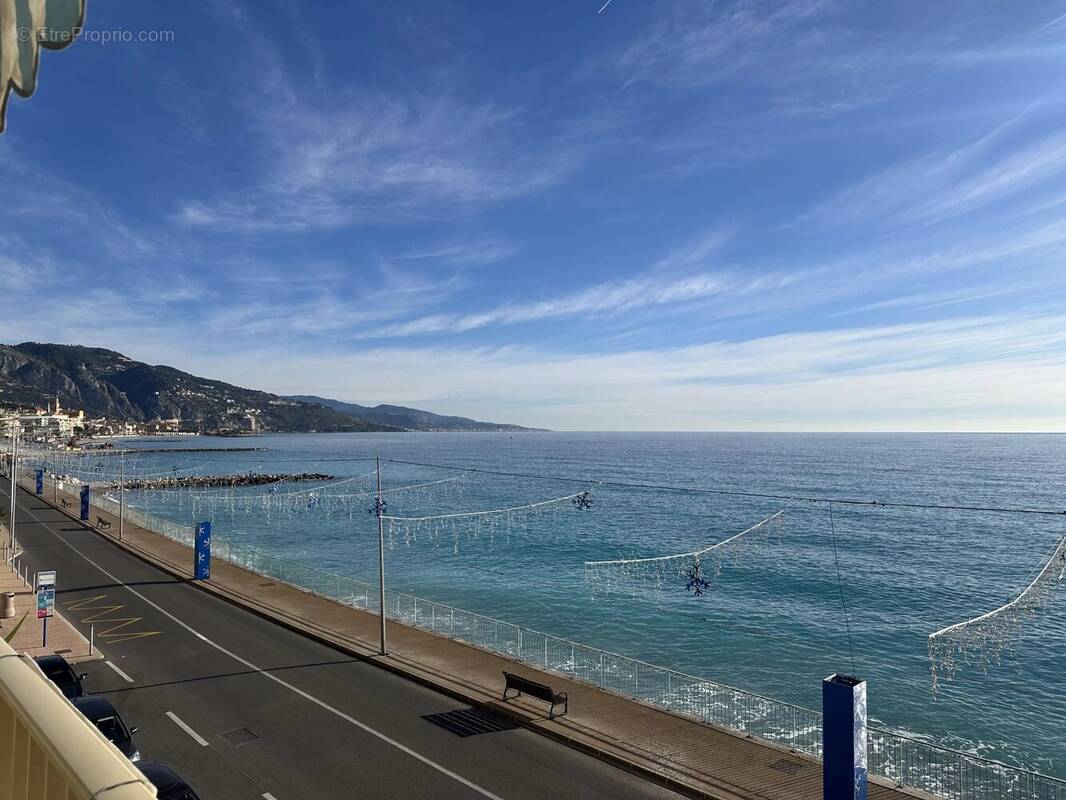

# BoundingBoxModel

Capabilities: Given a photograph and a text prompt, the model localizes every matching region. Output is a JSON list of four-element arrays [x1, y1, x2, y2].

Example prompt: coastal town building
[[0, 396, 86, 439]]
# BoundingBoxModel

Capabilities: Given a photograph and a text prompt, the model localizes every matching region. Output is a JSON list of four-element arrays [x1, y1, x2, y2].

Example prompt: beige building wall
[[0, 639, 156, 800]]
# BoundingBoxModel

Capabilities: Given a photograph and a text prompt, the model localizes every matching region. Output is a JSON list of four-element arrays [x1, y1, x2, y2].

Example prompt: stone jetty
[[81, 447, 266, 455], [103, 472, 334, 491]]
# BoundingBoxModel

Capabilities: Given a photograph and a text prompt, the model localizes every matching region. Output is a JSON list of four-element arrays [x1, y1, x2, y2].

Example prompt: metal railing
[[81, 488, 1066, 800]]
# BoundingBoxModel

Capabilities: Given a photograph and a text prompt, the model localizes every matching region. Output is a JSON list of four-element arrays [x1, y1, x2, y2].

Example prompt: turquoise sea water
[[97, 432, 1065, 776]]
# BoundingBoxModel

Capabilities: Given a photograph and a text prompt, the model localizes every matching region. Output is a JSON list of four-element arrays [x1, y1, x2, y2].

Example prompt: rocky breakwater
[[104, 472, 335, 490]]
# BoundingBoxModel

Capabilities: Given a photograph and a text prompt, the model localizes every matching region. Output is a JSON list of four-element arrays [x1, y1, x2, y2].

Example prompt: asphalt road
[[3, 482, 684, 800]]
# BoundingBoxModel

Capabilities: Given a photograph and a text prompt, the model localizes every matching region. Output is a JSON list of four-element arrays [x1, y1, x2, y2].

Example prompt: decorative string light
[[928, 533, 1066, 691], [142, 472, 462, 521], [381, 490, 593, 552], [584, 510, 785, 597]]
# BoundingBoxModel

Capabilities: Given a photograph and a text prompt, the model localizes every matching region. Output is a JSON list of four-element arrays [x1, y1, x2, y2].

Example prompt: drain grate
[[768, 758, 807, 775], [423, 708, 516, 738], [219, 727, 261, 748]]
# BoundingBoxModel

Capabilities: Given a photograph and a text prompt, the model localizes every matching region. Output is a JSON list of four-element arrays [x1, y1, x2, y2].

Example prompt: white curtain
[[0, 0, 85, 132]]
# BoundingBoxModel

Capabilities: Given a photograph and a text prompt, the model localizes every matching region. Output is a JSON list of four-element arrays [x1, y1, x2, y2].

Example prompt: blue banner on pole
[[823, 674, 868, 800], [79, 485, 90, 521], [194, 521, 211, 580], [35, 469, 43, 494]]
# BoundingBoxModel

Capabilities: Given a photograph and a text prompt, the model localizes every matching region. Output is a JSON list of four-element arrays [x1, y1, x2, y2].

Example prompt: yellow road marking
[[64, 594, 162, 642]]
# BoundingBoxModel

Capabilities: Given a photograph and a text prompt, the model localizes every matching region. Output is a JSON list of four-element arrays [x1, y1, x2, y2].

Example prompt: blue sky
[[3, 0, 1066, 431]]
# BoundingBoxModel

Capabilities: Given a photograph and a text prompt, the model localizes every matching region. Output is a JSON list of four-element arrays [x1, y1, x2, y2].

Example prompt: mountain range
[[285, 395, 541, 432], [0, 342, 539, 433]]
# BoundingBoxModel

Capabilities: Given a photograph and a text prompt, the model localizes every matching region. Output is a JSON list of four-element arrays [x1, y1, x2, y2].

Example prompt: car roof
[[137, 762, 187, 792], [72, 695, 119, 720], [34, 655, 70, 668]]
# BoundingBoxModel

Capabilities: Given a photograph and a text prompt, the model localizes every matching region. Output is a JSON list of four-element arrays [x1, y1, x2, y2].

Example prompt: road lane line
[[262, 794, 278, 800], [18, 495, 508, 800], [166, 711, 210, 747], [106, 660, 135, 683]]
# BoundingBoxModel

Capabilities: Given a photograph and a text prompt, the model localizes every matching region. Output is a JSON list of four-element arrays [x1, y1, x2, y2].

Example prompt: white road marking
[[105, 660, 135, 683], [19, 498, 507, 800], [262, 794, 278, 800], [166, 711, 210, 747]]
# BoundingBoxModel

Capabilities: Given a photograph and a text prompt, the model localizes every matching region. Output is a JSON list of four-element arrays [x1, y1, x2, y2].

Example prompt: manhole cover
[[769, 758, 806, 775], [219, 727, 261, 748], [423, 708, 516, 738]]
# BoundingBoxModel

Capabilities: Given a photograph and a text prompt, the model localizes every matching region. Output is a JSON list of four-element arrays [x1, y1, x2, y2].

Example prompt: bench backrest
[[504, 671, 557, 702]]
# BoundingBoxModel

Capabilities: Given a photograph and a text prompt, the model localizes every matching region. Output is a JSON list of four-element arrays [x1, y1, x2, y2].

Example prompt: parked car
[[137, 762, 202, 800], [72, 695, 140, 761], [33, 654, 86, 699]]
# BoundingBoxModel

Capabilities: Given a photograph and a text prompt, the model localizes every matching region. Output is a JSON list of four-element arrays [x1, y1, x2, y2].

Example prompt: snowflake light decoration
[[684, 558, 711, 597], [572, 491, 593, 511], [368, 497, 387, 518]]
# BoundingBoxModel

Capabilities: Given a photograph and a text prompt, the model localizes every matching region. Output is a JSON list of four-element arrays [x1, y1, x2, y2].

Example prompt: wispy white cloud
[[176, 42, 584, 234], [802, 113, 1066, 230], [0, 149, 169, 259], [368, 229, 747, 337], [373, 271, 732, 337], [394, 237, 519, 268], [190, 313, 1066, 431]]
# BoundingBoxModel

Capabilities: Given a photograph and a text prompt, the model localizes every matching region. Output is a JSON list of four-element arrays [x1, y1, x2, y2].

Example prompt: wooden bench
[[60, 498, 71, 509], [502, 671, 568, 719], [96, 516, 112, 529]]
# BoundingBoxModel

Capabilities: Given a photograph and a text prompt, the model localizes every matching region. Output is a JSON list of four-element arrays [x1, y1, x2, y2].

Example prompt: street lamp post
[[376, 457, 387, 656], [7, 423, 18, 562], [118, 455, 124, 541]]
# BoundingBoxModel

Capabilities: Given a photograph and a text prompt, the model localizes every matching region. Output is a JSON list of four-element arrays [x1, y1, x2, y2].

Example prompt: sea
[[90, 432, 1065, 777]]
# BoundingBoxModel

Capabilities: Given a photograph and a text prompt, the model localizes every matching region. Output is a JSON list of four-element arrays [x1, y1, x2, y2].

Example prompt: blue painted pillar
[[194, 521, 211, 580], [79, 485, 90, 520], [35, 469, 43, 494], [823, 674, 867, 800]]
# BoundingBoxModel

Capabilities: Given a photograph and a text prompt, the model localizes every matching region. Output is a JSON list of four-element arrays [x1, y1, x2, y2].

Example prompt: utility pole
[[376, 457, 387, 656], [8, 423, 18, 563], [118, 454, 124, 541]]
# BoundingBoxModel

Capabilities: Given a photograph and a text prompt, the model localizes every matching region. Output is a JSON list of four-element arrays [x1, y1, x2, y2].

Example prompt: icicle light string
[[32, 449, 200, 476], [54, 450, 1061, 518], [35, 455, 208, 485], [379, 458, 1066, 519], [584, 510, 784, 597], [316, 474, 464, 499], [381, 490, 592, 553], [132, 473, 464, 524], [928, 533, 1066, 692]]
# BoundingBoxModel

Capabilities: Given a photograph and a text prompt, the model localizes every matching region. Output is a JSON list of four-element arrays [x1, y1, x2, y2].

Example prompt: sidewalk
[[33, 483, 921, 800], [1, 530, 97, 662]]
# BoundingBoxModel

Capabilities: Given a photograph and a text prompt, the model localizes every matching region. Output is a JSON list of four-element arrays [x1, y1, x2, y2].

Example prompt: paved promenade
[[15, 478, 923, 800]]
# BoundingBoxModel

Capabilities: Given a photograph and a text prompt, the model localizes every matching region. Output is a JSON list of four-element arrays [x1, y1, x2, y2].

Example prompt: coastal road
[[3, 482, 684, 800]]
